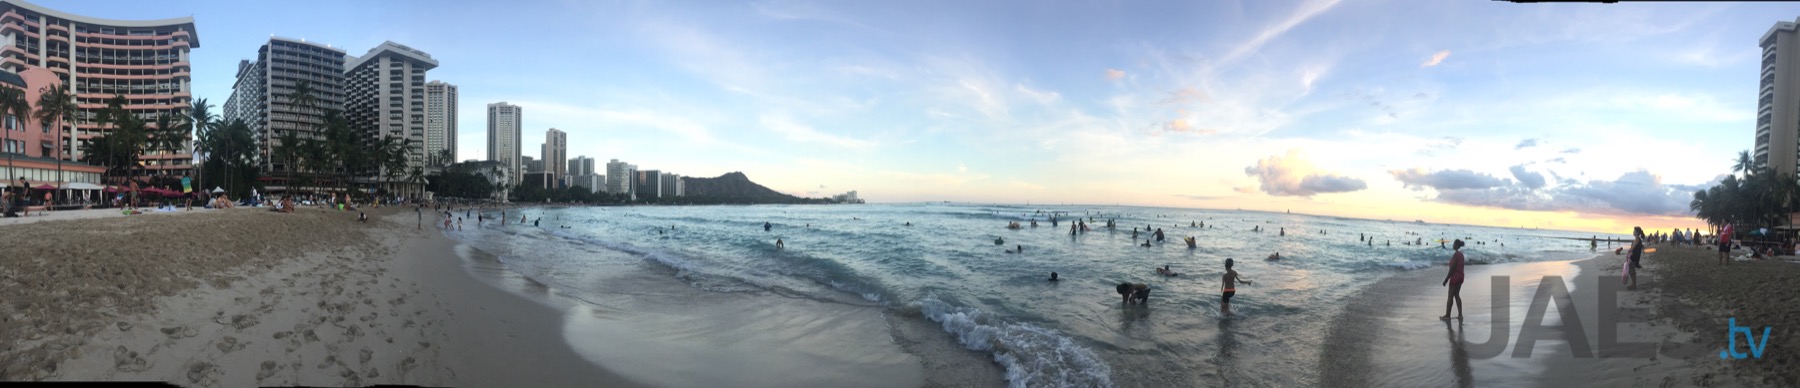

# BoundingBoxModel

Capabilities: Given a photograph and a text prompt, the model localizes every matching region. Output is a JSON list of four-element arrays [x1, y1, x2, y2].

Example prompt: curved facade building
[[0, 0, 198, 177]]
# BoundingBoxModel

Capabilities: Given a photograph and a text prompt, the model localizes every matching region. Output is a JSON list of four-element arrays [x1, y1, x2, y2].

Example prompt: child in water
[[1115, 283, 1149, 304], [1223, 258, 1252, 316]]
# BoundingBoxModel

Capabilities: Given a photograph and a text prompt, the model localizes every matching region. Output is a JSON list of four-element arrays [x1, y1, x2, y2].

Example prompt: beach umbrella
[[211, 187, 225, 194], [34, 184, 55, 190]]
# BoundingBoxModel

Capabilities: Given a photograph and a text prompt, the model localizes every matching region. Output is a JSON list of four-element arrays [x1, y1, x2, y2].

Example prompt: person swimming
[[1156, 265, 1180, 277], [904, 222, 912, 226], [1007, 245, 1023, 254], [1141, 239, 1152, 247], [995, 237, 1005, 245], [1049, 272, 1060, 282], [1184, 236, 1197, 248], [1266, 252, 1280, 261], [776, 238, 785, 249]]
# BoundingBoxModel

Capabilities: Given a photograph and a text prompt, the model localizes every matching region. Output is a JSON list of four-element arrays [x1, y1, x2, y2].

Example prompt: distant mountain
[[680, 172, 818, 204]]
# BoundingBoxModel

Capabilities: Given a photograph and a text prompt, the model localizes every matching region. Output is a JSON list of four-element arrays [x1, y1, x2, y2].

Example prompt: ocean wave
[[916, 296, 1114, 388]]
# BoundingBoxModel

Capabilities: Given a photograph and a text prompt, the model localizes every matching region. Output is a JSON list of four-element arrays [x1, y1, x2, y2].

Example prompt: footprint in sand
[[214, 336, 248, 353], [186, 362, 221, 386], [398, 356, 417, 376], [359, 347, 373, 365], [161, 326, 198, 339], [230, 315, 260, 330], [318, 355, 338, 370], [112, 346, 149, 372], [255, 361, 281, 381]]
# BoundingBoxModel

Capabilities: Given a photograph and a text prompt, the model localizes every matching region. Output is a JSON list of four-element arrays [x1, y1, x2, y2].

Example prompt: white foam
[[916, 297, 1114, 388]]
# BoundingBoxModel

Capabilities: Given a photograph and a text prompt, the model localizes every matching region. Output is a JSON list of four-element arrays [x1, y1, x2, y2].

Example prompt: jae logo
[[1720, 318, 1773, 360]]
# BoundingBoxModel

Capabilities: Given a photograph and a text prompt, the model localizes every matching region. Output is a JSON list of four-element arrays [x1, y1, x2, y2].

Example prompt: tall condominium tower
[[569, 156, 594, 176], [605, 158, 635, 197], [1758, 18, 1800, 176], [345, 41, 436, 181], [424, 81, 456, 168], [224, 37, 344, 175], [542, 128, 565, 189], [487, 102, 521, 185], [0, 0, 199, 176]]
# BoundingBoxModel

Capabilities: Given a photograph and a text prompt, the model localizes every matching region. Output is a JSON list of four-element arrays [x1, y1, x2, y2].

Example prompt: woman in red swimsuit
[[1440, 239, 1466, 321]]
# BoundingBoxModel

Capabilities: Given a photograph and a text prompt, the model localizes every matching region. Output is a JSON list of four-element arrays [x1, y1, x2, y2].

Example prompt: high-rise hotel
[[223, 37, 345, 175], [1759, 18, 1800, 176], [487, 102, 521, 186], [424, 81, 456, 168], [345, 41, 437, 176], [0, 0, 198, 176]]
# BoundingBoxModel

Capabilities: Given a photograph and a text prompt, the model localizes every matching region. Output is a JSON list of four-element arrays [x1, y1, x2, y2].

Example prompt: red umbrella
[[34, 184, 55, 190]]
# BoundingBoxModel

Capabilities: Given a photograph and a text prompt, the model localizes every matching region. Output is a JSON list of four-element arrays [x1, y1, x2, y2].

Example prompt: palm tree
[[1735, 150, 1755, 179], [186, 99, 218, 194], [34, 84, 74, 202], [0, 87, 31, 194]]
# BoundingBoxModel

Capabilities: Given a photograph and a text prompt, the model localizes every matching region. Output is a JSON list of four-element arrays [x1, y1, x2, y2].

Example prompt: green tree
[[34, 83, 76, 200], [0, 87, 31, 190]]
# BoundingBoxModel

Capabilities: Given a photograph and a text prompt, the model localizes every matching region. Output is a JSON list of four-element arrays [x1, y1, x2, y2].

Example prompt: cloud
[[1420, 50, 1451, 68], [1176, 194, 1232, 201], [1561, 147, 1581, 154], [1218, 0, 1343, 66], [1509, 164, 1546, 189], [1163, 119, 1217, 135], [759, 113, 875, 150], [1244, 149, 1368, 197], [1105, 68, 1126, 80], [1515, 138, 1539, 150], [1416, 136, 1464, 156], [1435, 171, 1696, 217], [1390, 168, 1512, 191], [1159, 87, 1209, 105]]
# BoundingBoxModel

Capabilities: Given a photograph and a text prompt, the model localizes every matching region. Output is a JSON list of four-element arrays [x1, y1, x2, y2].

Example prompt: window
[[5, 114, 13, 130]]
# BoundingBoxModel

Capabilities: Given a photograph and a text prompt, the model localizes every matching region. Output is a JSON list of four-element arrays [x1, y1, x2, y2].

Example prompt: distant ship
[[1413, 220, 1426, 224]]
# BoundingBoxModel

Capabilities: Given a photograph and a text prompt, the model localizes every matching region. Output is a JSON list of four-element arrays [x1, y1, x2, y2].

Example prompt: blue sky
[[40, 0, 1800, 231]]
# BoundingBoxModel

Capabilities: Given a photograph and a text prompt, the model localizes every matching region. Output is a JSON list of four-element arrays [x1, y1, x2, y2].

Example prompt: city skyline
[[29, 0, 1800, 233]]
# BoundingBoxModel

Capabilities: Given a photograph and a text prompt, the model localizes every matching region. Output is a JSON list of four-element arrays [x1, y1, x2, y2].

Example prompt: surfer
[[1184, 236, 1197, 248], [1440, 239, 1466, 321], [1116, 282, 1150, 305], [1222, 258, 1251, 316]]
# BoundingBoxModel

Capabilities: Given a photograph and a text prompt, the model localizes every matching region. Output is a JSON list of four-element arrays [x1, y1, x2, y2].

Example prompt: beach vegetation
[[1691, 151, 1800, 235]]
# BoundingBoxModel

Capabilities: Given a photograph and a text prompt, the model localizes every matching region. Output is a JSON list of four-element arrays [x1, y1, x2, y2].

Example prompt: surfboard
[[1621, 258, 1629, 284]]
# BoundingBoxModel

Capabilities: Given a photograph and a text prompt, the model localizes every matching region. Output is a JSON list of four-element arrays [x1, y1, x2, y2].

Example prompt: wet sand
[[1321, 252, 1720, 387], [0, 206, 636, 386]]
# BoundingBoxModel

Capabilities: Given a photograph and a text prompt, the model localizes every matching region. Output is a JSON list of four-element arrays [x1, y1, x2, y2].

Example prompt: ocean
[[442, 203, 1623, 387]]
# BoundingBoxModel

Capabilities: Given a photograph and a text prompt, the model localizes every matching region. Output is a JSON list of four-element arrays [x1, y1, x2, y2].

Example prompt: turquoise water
[[445, 204, 1618, 387]]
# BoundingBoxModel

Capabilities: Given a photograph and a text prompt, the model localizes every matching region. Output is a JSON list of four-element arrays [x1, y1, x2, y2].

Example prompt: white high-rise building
[[542, 128, 567, 189], [1758, 18, 1800, 176], [425, 81, 458, 169], [605, 159, 636, 198], [345, 41, 438, 196], [487, 102, 523, 186]]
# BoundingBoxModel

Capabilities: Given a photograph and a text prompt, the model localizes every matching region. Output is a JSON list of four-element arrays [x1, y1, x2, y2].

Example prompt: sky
[[37, 0, 1800, 234]]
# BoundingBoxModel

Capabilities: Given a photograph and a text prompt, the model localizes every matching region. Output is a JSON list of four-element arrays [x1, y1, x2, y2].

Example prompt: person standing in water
[[764, 221, 773, 232], [1440, 239, 1466, 321], [1222, 258, 1251, 316], [776, 239, 785, 249]]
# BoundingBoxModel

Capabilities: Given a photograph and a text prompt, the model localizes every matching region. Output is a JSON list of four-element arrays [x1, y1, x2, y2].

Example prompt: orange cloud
[[1105, 68, 1125, 80], [1420, 50, 1451, 68]]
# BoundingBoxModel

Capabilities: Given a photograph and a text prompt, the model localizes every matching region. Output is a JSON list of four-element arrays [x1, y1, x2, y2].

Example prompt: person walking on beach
[[1440, 239, 1466, 321], [1718, 223, 1734, 265], [1222, 258, 1250, 316], [1627, 227, 1645, 290]]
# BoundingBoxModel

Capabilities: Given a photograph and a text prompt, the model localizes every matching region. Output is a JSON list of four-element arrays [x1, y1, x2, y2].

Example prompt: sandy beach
[[0, 206, 637, 386]]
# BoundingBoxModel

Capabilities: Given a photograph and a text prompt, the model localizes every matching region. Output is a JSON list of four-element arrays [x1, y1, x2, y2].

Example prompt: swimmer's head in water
[[1226, 258, 1234, 269], [1116, 283, 1132, 295], [1050, 272, 1059, 280], [1453, 239, 1465, 250]]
